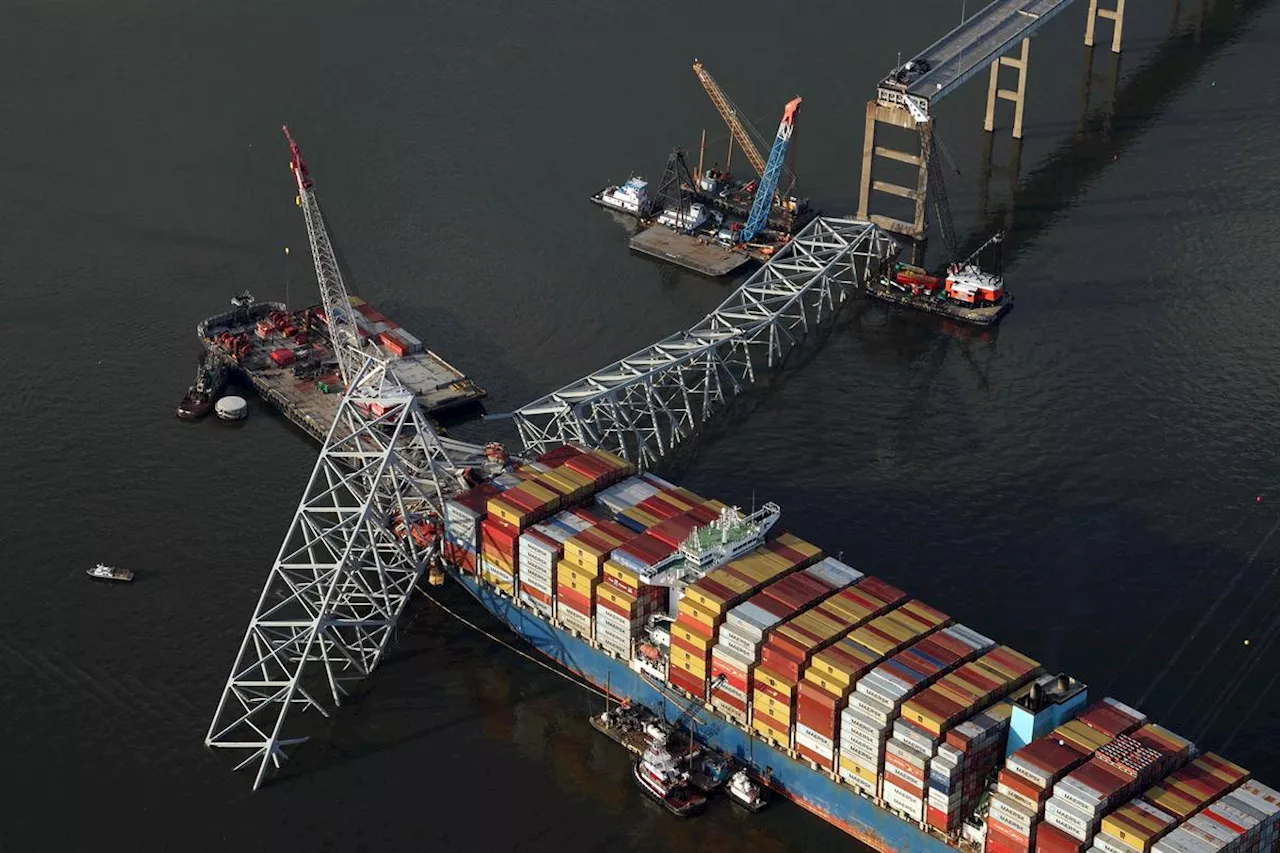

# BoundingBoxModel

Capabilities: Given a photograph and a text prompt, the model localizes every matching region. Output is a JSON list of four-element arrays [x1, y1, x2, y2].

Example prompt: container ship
[[438, 444, 1280, 853]]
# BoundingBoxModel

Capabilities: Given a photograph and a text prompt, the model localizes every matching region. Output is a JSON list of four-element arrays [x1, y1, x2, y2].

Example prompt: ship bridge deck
[[888, 0, 1081, 106]]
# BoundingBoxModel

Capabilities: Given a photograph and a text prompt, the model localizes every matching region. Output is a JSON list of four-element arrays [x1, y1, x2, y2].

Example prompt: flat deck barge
[[628, 228, 752, 278], [197, 294, 485, 441]]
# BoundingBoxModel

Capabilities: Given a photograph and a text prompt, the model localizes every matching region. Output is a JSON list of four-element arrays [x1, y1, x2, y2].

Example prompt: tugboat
[[176, 351, 228, 420], [590, 176, 650, 217], [632, 742, 707, 817], [86, 564, 134, 583], [726, 768, 769, 812]]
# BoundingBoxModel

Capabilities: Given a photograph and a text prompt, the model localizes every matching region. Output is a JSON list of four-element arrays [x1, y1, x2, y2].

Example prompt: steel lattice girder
[[514, 217, 898, 467], [204, 359, 473, 789]]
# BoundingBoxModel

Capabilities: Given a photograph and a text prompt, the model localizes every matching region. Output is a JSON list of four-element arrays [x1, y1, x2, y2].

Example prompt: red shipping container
[[536, 445, 583, 467], [686, 504, 719, 525], [796, 742, 834, 770], [856, 576, 908, 605], [635, 496, 680, 521], [883, 774, 925, 799], [712, 690, 748, 714], [521, 585, 553, 606], [269, 348, 295, 366], [668, 667, 706, 698], [556, 585, 592, 614], [1036, 822, 1086, 853], [602, 573, 637, 596], [998, 768, 1048, 803], [765, 540, 809, 568], [674, 612, 715, 642]]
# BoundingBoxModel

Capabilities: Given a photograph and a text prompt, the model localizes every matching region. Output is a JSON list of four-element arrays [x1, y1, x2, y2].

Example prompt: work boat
[[632, 742, 707, 817], [727, 769, 769, 812], [595, 177, 649, 215]]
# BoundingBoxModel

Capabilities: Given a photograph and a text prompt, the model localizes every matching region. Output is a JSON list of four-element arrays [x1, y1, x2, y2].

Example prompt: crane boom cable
[[692, 61, 796, 191], [283, 125, 385, 391]]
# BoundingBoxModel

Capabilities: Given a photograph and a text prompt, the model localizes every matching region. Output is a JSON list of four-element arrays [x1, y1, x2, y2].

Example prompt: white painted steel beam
[[204, 357, 476, 789], [514, 217, 898, 468]]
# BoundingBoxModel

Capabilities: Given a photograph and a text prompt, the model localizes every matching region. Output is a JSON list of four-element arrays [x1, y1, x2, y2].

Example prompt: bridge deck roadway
[[900, 0, 1080, 104]]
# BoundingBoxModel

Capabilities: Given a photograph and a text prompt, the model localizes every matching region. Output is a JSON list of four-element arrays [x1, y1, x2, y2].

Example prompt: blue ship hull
[[453, 572, 962, 853]]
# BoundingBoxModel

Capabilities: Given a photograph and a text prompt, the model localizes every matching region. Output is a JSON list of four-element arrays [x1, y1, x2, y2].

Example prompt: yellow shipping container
[[754, 692, 793, 723], [973, 658, 1017, 685], [818, 595, 865, 625], [486, 497, 531, 529], [752, 715, 790, 746], [839, 755, 879, 784], [1197, 754, 1249, 785], [807, 648, 870, 688], [557, 559, 598, 587], [672, 625, 714, 652], [678, 599, 722, 629], [1055, 719, 1110, 754], [996, 646, 1041, 672], [702, 499, 728, 513], [1102, 804, 1168, 850], [774, 532, 823, 560], [795, 608, 844, 636], [753, 666, 796, 695], [534, 470, 576, 497], [621, 506, 660, 530], [603, 560, 641, 588], [481, 547, 514, 572], [552, 465, 593, 492], [564, 534, 622, 573], [509, 480, 559, 507], [598, 586, 638, 612], [900, 698, 950, 735], [848, 627, 894, 658], [672, 655, 708, 678], [871, 614, 915, 643], [1146, 784, 1198, 819], [985, 701, 1013, 724]]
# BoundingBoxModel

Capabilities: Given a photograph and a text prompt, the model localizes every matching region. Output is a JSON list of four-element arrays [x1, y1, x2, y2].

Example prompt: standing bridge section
[[859, 0, 1128, 239], [513, 216, 898, 468]]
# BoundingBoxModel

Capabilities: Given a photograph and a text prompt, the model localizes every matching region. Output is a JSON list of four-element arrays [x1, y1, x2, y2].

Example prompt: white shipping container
[[883, 780, 925, 821], [717, 625, 760, 661], [1006, 754, 1055, 789], [806, 556, 865, 589], [796, 723, 835, 753], [726, 602, 781, 640], [885, 738, 929, 768], [997, 782, 1041, 814], [990, 793, 1038, 832], [557, 605, 592, 636], [894, 719, 938, 753], [937, 743, 965, 765], [929, 789, 963, 810], [883, 760, 924, 787], [795, 728, 835, 758], [1055, 777, 1109, 813], [840, 739, 882, 767], [1045, 796, 1101, 842], [849, 693, 895, 726], [1186, 816, 1237, 846], [1152, 828, 1218, 853], [518, 589, 554, 618], [715, 681, 748, 704], [840, 766, 878, 796], [944, 624, 996, 652]]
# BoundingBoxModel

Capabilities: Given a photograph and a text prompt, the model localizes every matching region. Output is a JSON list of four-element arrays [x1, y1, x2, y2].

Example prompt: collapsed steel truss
[[204, 359, 476, 789], [514, 217, 898, 467]]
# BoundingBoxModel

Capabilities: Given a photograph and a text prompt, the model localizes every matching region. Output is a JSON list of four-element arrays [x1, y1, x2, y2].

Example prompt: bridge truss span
[[204, 358, 479, 789], [514, 217, 898, 467]]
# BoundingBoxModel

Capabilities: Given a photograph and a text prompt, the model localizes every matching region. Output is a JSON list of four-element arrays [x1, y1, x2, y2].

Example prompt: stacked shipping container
[[668, 532, 824, 699], [1148, 780, 1280, 853]]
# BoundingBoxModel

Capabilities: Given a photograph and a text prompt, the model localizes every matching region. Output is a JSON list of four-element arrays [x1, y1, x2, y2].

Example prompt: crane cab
[[945, 264, 1004, 305]]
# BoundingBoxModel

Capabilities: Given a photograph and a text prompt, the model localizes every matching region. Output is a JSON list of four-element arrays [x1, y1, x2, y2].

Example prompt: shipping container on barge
[[436, 443, 1280, 853], [195, 291, 485, 441]]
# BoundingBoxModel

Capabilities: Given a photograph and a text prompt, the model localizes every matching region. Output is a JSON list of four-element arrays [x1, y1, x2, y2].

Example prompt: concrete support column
[[857, 100, 931, 240], [984, 37, 1032, 140], [1085, 0, 1127, 53]]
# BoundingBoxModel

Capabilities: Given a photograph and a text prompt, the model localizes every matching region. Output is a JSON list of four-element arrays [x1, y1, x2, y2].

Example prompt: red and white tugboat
[[632, 742, 707, 817]]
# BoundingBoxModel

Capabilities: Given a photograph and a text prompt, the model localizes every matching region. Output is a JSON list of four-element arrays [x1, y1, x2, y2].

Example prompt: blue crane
[[741, 96, 802, 243]]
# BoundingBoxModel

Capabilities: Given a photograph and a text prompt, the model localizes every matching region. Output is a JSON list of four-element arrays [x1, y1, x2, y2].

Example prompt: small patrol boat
[[727, 769, 769, 812], [86, 564, 134, 583]]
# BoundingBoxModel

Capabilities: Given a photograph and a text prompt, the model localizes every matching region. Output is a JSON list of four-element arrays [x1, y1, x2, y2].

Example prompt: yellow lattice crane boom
[[692, 60, 767, 178]]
